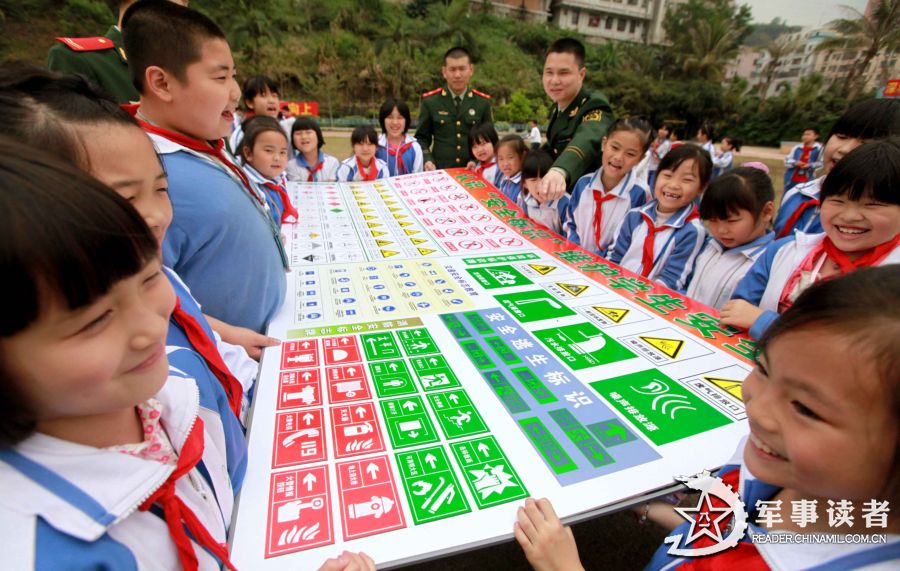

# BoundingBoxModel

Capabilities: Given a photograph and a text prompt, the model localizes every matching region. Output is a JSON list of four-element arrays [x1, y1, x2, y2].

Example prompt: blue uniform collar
[[639, 200, 696, 228], [710, 231, 775, 257]]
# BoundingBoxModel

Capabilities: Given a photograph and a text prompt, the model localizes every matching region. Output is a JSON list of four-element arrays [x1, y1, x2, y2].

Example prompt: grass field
[[319, 130, 789, 203]]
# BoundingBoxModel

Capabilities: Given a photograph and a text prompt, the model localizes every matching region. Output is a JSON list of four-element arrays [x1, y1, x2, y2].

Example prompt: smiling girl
[[376, 97, 423, 176], [285, 117, 340, 182], [336, 125, 389, 182]]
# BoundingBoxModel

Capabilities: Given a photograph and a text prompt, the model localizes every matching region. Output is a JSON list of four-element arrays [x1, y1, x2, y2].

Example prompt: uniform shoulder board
[[422, 87, 443, 98], [55, 36, 116, 52], [471, 88, 492, 100]]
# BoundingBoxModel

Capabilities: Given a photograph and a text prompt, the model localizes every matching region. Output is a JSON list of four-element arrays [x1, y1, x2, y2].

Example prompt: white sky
[[742, 0, 869, 27]]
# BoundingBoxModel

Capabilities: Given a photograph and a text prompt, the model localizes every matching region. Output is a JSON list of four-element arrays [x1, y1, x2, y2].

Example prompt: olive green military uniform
[[544, 87, 615, 186], [415, 85, 493, 169], [47, 26, 139, 104]]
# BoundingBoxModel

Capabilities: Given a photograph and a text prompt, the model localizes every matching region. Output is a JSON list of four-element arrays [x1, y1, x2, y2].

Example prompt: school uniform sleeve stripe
[[607, 210, 639, 263], [657, 222, 705, 292]]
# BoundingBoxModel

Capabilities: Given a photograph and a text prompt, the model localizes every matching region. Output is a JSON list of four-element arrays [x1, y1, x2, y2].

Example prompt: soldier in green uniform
[[539, 38, 615, 200], [415, 46, 493, 170], [47, 0, 188, 104]]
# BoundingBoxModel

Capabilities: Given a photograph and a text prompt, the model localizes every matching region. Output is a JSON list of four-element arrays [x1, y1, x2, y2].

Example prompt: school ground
[[320, 130, 790, 203]]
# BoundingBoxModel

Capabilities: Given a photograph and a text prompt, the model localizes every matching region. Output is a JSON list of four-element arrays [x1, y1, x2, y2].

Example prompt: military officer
[[539, 38, 615, 200], [415, 46, 493, 170], [47, 0, 188, 104]]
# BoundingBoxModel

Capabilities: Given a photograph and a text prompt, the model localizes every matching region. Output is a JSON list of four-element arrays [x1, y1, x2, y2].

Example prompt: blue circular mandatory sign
[[450, 299, 464, 305], [338, 277, 350, 283], [441, 288, 454, 294], [376, 294, 390, 300], [404, 281, 417, 287], [373, 284, 386, 290], [342, 298, 356, 304], [382, 305, 396, 312], [410, 291, 423, 297], [306, 312, 322, 319], [435, 279, 447, 284], [416, 301, 431, 309]]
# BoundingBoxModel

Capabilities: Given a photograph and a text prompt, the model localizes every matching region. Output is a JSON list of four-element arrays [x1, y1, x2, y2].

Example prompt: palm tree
[[817, 0, 900, 98], [679, 15, 748, 81], [757, 36, 802, 106]]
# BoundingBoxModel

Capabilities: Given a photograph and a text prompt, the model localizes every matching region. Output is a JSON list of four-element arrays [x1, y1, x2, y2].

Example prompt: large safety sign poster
[[229, 170, 752, 568]]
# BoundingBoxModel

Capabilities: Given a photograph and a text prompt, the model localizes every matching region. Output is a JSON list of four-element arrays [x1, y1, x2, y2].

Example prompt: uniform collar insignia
[[569, 106, 579, 117]]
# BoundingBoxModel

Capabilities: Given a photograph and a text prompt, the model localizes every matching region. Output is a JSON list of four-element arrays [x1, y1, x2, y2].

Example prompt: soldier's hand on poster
[[514, 497, 585, 571], [719, 299, 765, 330], [425, 161, 436, 171], [317, 550, 376, 571], [539, 169, 567, 201]]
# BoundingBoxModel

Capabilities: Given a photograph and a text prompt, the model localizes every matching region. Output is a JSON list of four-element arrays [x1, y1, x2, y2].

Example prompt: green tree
[[663, 0, 753, 81]]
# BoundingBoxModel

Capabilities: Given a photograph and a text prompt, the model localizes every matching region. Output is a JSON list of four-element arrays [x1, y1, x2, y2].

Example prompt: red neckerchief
[[592, 189, 619, 252], [790, 145, 814, 184], [139, 418, 237, 571], [475, 160, 495, 178], [776, 198, 819, 239], [356, 157, 378, 181], [822, 233, 900, 273], [305, 160, 324, 182], [638, 206, 698, 278], [386, 140, 414, 174], [262, 181, 299, 223], [778, 233, 900, 312], [170, 299, 243, 419], [124, 105, 264, 208]]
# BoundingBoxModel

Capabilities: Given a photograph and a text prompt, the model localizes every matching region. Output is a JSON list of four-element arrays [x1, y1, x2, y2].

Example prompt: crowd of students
[[0, 0, 897, 569]]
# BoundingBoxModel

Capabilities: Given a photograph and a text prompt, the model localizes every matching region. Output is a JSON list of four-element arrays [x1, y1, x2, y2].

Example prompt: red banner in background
[[282, 101, 319, 117], [884, 79, 900, 98]]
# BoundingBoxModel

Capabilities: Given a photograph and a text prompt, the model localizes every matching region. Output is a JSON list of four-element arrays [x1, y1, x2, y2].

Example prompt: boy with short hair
[[123, 0, 287, 333], [783, 127, 822, 191]]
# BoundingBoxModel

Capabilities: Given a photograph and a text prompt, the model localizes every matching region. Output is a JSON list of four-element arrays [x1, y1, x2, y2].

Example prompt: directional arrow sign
[[402, 400, 418, 412], [302, 413, 315, 425], [355, 406, 367, 418], [365, 462, 380, 480], [302, 472, 317, 491], [424, 453, 437, 469], [477, 442, 490, 457]]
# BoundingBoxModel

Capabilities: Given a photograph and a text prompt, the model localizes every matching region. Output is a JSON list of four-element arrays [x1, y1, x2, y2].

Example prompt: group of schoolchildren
[[0, 1, 897, 570]]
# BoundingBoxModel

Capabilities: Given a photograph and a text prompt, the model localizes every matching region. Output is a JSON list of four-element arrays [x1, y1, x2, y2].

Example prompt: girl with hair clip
[[774, 98, 900, 238], [515, 266, 900, 570], [467, 122, 500, 185], [686, 166, 775, 309], [723, 138, 900, 339], [376, 97, 424, 176], [496, 133, 527, 202], [564, 116, 652, 255], [238, 116, 298, 226], [336, 125, 389, 182], [285, 116, 341, 182]]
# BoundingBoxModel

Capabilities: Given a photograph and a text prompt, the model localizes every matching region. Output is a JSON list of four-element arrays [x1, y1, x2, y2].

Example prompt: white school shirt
[[685, 232, 774, 310], [529, 126, 541, 145], [516, 192, 569, 235], [285, 151, 341, 182], [566, 168, 650, 255], [335, 156, 390, 182], [700, 140, 715, 158]]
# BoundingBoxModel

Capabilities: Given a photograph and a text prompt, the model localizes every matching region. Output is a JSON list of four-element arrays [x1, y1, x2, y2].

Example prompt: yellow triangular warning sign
[[557, 282, 589, 297], [404, 229, 420, 236], [398, 221, 413, 228], [417, 247, 436, 255], [393, 213, 407, 220], [363, 214, 378, 221], [384, 200, 397, 205], [388, 207, 402, 213], [410, 237, 427, 245], [371, 230, 386, 237], [593, 306, 629, 323], [640, 336, 684, 359], [375, 239, 393, 247], [367, 222, 382, 228], [704, 377, 744, 401], [359, 207, 374, 214], [380, 249, 399, 258], [527, 263, 557, 276]]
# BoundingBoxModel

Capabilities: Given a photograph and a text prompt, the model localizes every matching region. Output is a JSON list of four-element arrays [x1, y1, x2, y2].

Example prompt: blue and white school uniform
[[376, 134, 424, 176], [497, 171, 522, 202], [647, 437, 900, 570], [783, 142, 823, 190], [699, 140, 715, 158], [228, 115, 292, 155], [473, 160, 500, 187], [730, 232, 900, 339], [0, 374, 240, 570], [712, 150, 733, 178], [607, 201, 706, 292], [335, 156, 389, 182], [564, 168, 650, 255], [773, 177, 823, 238], [685, 232, 774, 310], [243, 164, 292, 226], [285, 151, 340, 183], [516, 192, 569, 235]]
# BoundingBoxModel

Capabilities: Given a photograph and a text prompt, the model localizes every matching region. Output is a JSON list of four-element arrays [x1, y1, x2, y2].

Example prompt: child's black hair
[[241, 75, 280, 108], [497, 134, 527, 158], [757, 265, 900, 502], [521, 149, 553, 180], [820, 137, 900, 205], [722, 136, 742, 152], [378, 97, 411, 135], [239, 116, 288, 163], [468, 122, 498, 151], [658, 122, 673, 133], [607, 116, 653, 153], [657, 143, 713, 187], [698, 122, 715, 142], [0, 64, 140, 170], [828, 98, 900, 140], [122, 0, 227, 94], [546, 37, 585, 68], [351, 125, 379, 147], [291, 116, 325, 150], [699, 166, 774, 220], [0, 142, 158, 445], [803, 126, 820, 136]]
